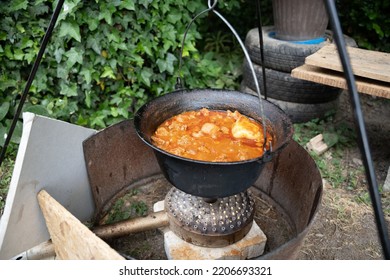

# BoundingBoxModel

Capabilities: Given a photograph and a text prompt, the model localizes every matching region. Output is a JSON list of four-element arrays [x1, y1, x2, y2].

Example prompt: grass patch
[[293, 113, 357, 190], [104, 189, 149, 225], [294, 114, 390, 219]]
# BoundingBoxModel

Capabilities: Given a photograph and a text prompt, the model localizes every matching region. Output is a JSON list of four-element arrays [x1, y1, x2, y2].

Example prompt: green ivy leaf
[[57, 66, 69, 80], [116, 107, 129, 118], [24, 51, 37, 64], [60, 82, 78, 97], [20, 38, 34, 49], [85, 11, 100, 31], [90, 115, 106, 128], [119, 0, 135, 11], [100, 66, 116, 79], [0, 102, 10, 121], [4, 45, 13, 59], [54, 48, 65, 63], [58, 21, 81, 42], [142, 42, 153, 57], [23, 104, 50, 117], [99, 8, 113, 25], [86, 36, 101, 54], [139, 0, 152, 9], [167, 10, 182, 24], [65, 47, 84, 69], [80, 68, 92, 84], [8, 0, 28, 11], [13, 48, 24, 60], [0, 80, 16, 91], [34, 69, 49, 91], [57, 0, 82, 22], [0, 31, 6, 41], [165, 53, 177, 74], [187, 1, 202, 13], [156, 59, 167, 73], [85, 89, 92, 108], [140, 68, 153, 87]]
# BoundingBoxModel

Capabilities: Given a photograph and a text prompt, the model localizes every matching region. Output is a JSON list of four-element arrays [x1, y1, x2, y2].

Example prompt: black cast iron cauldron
[[134, 89, 293, 198]]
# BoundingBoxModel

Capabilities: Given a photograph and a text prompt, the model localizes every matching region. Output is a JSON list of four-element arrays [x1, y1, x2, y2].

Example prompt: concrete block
[[153, 200, 267, 260], [164, 221, 266, 260]]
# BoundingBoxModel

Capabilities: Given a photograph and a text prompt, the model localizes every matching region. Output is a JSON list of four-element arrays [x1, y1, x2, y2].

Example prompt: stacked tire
[[241, 26, 357, 123]]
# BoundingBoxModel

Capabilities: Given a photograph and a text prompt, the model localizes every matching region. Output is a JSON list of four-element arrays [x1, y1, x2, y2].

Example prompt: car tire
[[245, 26, 357, 73], [240, 83, 339, 123], [242, 60, 342, 104]]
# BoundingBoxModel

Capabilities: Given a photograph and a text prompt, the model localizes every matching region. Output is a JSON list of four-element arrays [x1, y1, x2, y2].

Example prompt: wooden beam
[[304, 45, 390, 83], [291, 64, 390, 99], [37, 189, 124, 260]]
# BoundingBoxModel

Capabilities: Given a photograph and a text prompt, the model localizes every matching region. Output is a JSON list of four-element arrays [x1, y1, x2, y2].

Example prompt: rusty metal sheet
[[82, 120, 160, 221], [254, 140, 323, 259]]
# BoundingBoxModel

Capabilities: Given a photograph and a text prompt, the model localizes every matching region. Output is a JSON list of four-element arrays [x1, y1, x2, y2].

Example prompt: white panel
[[0, 113, 97, 259]]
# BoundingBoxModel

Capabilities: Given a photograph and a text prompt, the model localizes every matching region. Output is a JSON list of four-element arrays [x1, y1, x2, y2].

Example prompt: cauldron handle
[[176, 0, 270, 153]]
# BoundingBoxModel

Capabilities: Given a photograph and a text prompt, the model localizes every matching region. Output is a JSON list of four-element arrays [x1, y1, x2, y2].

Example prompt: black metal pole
[[0, 0, 65, 167], [324, 0, 390, 259], [255, 0, 268, 100]]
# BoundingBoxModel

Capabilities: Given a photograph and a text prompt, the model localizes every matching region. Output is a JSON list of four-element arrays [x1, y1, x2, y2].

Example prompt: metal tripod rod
[[324, 0, 390, 259], [255, 0, 268, 100], [0, 0, 65, 167]]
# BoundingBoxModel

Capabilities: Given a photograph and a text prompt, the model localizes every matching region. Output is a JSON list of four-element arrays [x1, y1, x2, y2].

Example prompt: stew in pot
[[151, 108, 272, 162]]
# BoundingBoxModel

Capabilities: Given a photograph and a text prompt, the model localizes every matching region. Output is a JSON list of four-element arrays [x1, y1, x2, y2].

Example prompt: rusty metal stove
[[83, 119, 323, 259]]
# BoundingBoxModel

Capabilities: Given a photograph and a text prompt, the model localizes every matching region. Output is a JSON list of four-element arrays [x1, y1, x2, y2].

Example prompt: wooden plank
[[305, 45, 390, 83], [291, 64, 390, 99], [37, 189, 124, 260]]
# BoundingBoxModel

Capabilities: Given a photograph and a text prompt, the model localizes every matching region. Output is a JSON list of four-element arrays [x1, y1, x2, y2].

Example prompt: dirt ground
[[297, 92, 390, 260], [104, 92, 390, 260]]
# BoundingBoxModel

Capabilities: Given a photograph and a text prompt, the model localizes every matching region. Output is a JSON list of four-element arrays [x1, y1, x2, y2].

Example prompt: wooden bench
[[291, 44, 390, 99]]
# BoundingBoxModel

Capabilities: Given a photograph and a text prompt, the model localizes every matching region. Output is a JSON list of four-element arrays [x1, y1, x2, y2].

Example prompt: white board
[[0, 113, 97, 259]]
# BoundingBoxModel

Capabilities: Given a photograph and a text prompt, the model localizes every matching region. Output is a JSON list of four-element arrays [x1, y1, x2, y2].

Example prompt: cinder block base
[[153, 200, 267, 260]]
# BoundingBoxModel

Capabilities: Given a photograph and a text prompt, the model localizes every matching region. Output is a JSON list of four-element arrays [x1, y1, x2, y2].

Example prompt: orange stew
[[151, 108, 272, 162]]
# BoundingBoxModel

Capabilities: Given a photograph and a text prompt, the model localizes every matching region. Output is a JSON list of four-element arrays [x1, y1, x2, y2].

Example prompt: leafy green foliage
[[0, 0, 247, 146], [336, 0, 390, 52]]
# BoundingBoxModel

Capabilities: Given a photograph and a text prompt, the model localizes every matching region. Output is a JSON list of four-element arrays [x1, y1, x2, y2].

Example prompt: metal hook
[[207, 0, 218, 10]]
